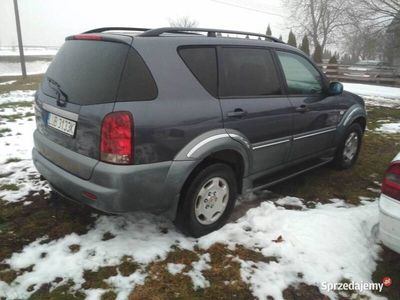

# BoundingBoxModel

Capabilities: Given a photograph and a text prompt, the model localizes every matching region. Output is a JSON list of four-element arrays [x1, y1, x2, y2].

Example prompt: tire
[[332, 123, 363, 170], [175, 163, 238, 237]]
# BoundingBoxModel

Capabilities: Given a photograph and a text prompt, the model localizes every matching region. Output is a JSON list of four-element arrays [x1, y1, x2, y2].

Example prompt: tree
[[266, 24, 272, 36], [326, 55, 339, 77], [169, 16, 198, 27], [279, 35, 283, 41], [287, 30, 297, 47], [299, 34, 310, 55], [284, 0, 353, 52], [313, 42, 323, 63]]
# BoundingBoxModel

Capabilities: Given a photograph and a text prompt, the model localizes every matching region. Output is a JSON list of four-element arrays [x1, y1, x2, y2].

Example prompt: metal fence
[[318, 63, 400, 87]]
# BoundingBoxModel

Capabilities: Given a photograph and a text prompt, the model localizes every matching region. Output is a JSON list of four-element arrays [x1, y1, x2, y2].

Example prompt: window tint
[[179, 47, 218, 97], [117, 48, 158, 101], [43, 40, 128, 105], [277, 51, 323, 95], [220, 48, 281, 97]]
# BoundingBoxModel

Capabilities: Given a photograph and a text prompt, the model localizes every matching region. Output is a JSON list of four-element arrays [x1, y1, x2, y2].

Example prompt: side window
[[276, 51, 323, 95], [220, 48, 281, 97], [179, 47, 218, 97], [117, 48, 158, 101]]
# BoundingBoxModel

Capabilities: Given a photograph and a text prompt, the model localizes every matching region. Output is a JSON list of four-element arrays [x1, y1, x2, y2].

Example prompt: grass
[[0, 75, 398, 299], [0, 74, 43, 94]]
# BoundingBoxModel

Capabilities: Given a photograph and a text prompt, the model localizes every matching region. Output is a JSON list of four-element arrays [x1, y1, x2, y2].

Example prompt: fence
[[317, 63, 400, 87]]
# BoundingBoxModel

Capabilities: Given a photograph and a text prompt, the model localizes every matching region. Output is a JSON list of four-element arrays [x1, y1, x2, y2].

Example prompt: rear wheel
[[332, 123, 363, 169], [175, 163, 238, 237]]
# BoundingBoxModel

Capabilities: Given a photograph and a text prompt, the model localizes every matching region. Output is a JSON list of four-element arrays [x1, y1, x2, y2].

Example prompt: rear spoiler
[[65, 34, 132, 45]]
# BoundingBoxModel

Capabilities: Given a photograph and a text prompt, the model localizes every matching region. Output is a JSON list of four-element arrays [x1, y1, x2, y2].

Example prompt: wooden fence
[[317, 63, 400, 87]]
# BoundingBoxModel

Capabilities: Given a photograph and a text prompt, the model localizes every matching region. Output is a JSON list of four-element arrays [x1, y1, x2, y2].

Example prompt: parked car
[[379, 152, 400, 253], [344, 60, 396, 80], [32, 27, 367, 237]]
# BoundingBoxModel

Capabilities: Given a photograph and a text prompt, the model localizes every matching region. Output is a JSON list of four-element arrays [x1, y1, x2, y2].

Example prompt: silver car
[[379, 152, 400, 253]]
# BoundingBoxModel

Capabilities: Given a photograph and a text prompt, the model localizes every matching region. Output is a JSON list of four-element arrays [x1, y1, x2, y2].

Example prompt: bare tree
[[285, 0, 353, 52], [169, 16, 199, 27], [355, 0, 399, 25]]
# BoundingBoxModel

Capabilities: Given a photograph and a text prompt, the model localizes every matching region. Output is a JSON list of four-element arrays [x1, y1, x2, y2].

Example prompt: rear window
[[42, 40, 157, 105], [179, 47, 218, 97]]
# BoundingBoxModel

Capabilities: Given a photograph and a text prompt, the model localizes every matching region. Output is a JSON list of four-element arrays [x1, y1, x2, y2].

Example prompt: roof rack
[[82, 27, 284, 43], [139, 27, 284, 43], [83, 27, 151, 34]]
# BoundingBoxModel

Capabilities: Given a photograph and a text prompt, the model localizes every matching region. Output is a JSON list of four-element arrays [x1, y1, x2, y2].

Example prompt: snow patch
[[184, 253, 211, 290], [376, 122, 400, 134], [167, 263, 186, 275]]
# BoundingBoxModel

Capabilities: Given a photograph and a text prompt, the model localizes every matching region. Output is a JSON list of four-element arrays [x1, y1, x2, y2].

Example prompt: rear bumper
[[32, 147, 173, 214], [379, 194, 400, 254]]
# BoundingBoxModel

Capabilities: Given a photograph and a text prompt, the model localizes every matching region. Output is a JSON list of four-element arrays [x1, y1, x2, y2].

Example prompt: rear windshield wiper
[[47, 76, 69, 104]]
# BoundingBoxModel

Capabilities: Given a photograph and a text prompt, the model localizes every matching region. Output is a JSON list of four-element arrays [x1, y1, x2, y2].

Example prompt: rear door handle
[[295, 105, 310, 113], [227, 109, 247, 118]]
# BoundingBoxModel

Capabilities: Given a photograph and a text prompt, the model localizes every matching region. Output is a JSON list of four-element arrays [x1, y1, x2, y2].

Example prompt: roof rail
[[139, 27, 284, 43], [83, 27, 151, 34]]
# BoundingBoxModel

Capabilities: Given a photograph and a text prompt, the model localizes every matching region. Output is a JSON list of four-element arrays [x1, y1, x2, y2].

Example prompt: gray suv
[[32, 27, 367, 237]]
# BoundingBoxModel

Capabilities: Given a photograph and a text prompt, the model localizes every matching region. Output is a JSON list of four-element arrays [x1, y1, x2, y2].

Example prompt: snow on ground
[[376, 123, 400, 134], [0, 90, 49, 202], [0, 198, 381, 300], [0, 84, 394, 299], [0, 47, 58, 57], [0, 80, 17, 85], [343, 83, 400, 108], [0, 61, 51, 76]]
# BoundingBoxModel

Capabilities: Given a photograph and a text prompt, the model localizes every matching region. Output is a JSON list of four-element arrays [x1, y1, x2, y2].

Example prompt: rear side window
[[220, 47, 281, 97], [117, 48, 158, 101], [43, 40, 128, 105], [179, 47, 218, 97]]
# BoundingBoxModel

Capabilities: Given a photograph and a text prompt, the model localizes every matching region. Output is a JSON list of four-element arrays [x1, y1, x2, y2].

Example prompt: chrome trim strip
[[230, 133, 251, 148], [42, 103, 79, 121], [293, 127, 336, 141], [252, 139, 290, 150], [187, 134, 230, 158]]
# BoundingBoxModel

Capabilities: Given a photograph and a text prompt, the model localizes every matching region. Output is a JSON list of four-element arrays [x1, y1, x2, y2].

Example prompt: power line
[[210, 0, 287, 18]]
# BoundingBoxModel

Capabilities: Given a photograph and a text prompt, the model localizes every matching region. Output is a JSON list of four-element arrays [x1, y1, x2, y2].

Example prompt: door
[[275, 50, 341, 162], [219, 47, 293, 174]]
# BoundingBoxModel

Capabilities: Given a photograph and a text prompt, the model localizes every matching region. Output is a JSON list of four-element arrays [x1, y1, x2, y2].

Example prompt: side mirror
[[328, 81, 343, 95]]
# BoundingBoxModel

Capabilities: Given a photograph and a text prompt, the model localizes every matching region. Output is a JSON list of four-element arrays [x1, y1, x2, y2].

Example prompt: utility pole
[[13, 0, 27, 78]]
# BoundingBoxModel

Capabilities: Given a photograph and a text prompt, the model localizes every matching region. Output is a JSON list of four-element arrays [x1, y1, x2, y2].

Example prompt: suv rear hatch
[[34, 34, 157, 179]]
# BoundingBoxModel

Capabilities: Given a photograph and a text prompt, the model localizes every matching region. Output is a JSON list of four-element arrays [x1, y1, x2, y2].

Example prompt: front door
[[219, 47, 293, 174], [275, 50, 341, 162]]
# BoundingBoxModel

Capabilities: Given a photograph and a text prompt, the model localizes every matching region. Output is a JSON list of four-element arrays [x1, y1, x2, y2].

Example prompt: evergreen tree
[[326, 56, 339, 76], [313, 43, 323, 63], [287, 30, 297, 47], [299, 35, 310, 56], [279, 35, 283, 41], [266, 24, 272, 36]]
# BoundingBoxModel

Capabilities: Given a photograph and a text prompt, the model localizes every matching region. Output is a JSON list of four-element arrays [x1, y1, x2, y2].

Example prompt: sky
[[0, 0, 288, 47]]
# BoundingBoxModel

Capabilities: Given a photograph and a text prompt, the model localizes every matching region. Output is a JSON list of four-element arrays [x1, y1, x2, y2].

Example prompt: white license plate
[[47, 113, 76, 136]]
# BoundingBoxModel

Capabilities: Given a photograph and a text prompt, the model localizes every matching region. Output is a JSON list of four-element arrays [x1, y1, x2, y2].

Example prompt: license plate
[[47, 113, 76, 136]]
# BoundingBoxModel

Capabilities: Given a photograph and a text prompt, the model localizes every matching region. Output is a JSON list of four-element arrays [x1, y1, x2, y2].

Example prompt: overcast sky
[[0, 0, 288, 47]]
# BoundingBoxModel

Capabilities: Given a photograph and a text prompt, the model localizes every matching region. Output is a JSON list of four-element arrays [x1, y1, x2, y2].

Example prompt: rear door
[[218, 47, 293, 174], [34, 36, 156, 179], [275, 50, 341, 162]]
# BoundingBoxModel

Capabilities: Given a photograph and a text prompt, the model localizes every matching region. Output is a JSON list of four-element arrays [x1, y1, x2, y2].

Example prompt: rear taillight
[[382, 161, 400, 200], [100, 112, 133, 165]]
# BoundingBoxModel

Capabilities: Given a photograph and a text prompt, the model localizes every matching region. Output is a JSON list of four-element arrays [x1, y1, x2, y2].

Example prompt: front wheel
[[175, 163, 238, 237], [332, 123, 363, 169]]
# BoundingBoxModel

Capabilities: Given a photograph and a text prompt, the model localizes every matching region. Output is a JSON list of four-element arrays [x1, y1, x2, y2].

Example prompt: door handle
[[295, 105, 310, 113], [227, 109, 247, 118]]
